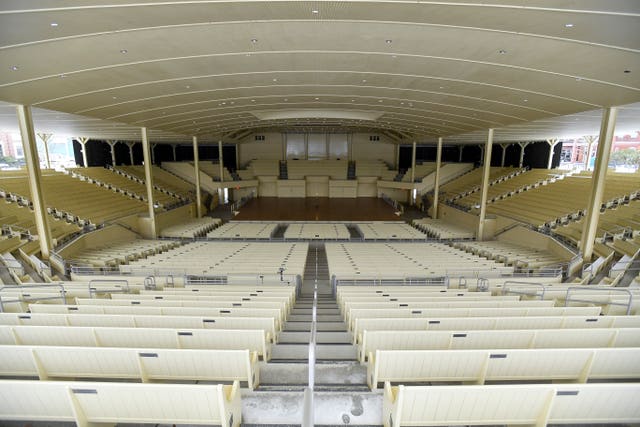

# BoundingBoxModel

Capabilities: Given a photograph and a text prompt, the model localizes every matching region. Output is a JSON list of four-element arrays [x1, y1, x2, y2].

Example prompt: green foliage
[[610, 148, 640, 166]]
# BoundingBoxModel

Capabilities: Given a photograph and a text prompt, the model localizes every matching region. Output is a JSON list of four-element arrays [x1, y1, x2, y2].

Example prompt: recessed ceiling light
[[523, 99, 528, 102], [112, 96, 117, 99], [315, 97, 320, 100], [575, 77, 582, 81], [378, 100, 383, 103], [221, 102, 226, 105], [351, 99, 355, 102], [272, 78, 278, 82], [391, 55, 397, 58], [284, 98, 288, 101], [251, 38, 258, 43], [362, 79, 367, 83], [312, 9, 319, 14], [564, 23, 574, 28], [59, 74, 67, 78], [251, 99, 256, 102], [385, 39, 393, 44], [185, 85, 190, 89], [498, 49, 507, 54], [50, 22, 59, 27], [439, 86, 445, 89], [10, 65, 18, 71], [120, 49, 128, 54], [245, 53, 251, 57]]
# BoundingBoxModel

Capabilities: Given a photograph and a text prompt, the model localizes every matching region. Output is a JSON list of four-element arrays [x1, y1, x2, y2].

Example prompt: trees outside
[[610, 148, 640, 166]]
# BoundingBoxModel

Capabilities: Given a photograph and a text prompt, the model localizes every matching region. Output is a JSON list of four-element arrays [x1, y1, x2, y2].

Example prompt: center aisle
[[241, 242, 383, 426]]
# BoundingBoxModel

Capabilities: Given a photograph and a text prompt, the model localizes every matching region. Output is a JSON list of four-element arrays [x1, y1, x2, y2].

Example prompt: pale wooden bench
[[382, 382, 640, 426], [0, 379, 242, 426], [0, 324, 271, 360], [359, 328, 640, 363]]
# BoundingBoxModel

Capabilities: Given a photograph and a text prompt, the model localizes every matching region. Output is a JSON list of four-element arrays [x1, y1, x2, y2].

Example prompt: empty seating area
[[159, 217, 222, 238], [487, 172, 640, 228], [67, 238, 181, 267], [206, 221, 278, 239], [198, 161, 234, 181], [412, 218, 475, 240], [239, 159, 280, 178], [120, 241, 308, 278], [0, 170, 148, 226], [402, 162, 436, 182], [287, 159, 348, 180], [441, 167, 519, 201], [68, 167, 179, 208], [326, 242, 513, 279], [356, 222, 427, 240], [284, 223, 350, 240], [116, 165, 195, 199], [355, 160, 396, 179], [452, 240, 566, 272], [456, 168, 567, 209]]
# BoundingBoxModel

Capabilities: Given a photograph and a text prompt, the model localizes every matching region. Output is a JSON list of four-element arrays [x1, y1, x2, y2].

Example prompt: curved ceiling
[[0, 1, 638, 143]]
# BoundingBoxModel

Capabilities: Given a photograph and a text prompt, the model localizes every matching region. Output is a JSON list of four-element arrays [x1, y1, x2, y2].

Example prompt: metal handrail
[[0, 283, 67, 312], [501, 281, 547, 300], [88, 279, 130, 298], [564, 286, 633, 315]]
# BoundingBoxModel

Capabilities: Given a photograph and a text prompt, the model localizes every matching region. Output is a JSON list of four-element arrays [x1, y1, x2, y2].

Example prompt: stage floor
[[233, 197, 401, 221]]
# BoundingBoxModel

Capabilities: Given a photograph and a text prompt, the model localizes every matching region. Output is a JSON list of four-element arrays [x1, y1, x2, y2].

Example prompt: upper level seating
[[402, 163, 436, 182], [68, 239, 181, 267], [240, 159, 280, 178], [116, 165, 195, 198], [0, 170, 147, 226], [120, 241, 308, 278], [206, 222, 277, 239], [452, 240, 566, 271], [440, 167, 518, 201], [456, 168, 567, 209], [198, 161, 234, 181], [287, 159, 348, 179], [160, 217, 222, 238], [487, 172, 640, 228], [68, 167, 178, 208], [356, 222, 427, 240], [412, 218, 474, 240], [284, 223, 350, 240], [326, 242, 513, 279]]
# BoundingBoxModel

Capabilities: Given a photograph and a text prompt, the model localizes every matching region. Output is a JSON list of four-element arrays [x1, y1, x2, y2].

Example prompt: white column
[[546, 138, 559, 169], [281, 133, 287, 161], [17, 105, 53, 259], [580, 108, 617, 261], [192, 136, 202, 218], [77, 137, 89, 167], [126, 142, 135, 165], [347, 133, 353, 162], [477, 129, 494, 241], [37, 133, 52, 169], [141, 128, 156, 237], [150, 143, 157, 165], [410, 141, 417, 183], [458, 145, 464, 162], [218, 140, 224, 182], [394, 143, 399, 170], [478, 145, 485, 165], [106, 140, 118, 166], [500, 143, 510, 167], [235, 143, 239, 171], [432, 137, 443, 219], [171, 144, 178, 161], [517, 141, 529, 168]]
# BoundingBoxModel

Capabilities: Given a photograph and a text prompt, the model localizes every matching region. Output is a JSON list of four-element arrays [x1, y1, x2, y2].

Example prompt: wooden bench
[[382, 382, 640, 426], [0, 379, 242, 426], [0, 324, 271, 361], [0, 345, 259, 389], [360, 328, 640, 364], [29, 304, 284, 331], [352, 315, 640, 344], [370, 347, 640, 388], [0, 312, 279, 343], [348, 306, 602, 331]]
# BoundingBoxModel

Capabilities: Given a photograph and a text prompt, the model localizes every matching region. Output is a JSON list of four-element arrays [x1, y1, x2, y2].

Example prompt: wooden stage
[[233, 197, 401, 221]]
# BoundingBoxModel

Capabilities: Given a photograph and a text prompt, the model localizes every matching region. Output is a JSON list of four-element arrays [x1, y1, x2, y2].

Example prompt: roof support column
[[150, 143, 157, 165], [394, 143, 399, 170], [77, 137, 89, 168], [410, 141, 416, 183], [517, 141, 529, 168], [192, 136, 202, 218], [477, 128, 494, 241], [235, 143, 239, 171], [499, 143, 510, 167], [106, 140, 118, 166], [16, 105, 53, 259], [432, 137, 443, 219], [580, 107, 617, 262], [171, 144, 178, 161], [478, 145, 485, 165], [583, 135, 597, 171], [347, 133, 353, 162], [141, 127, 156, 237], [125, 141, 136, 165], [458, 145, 464, 162], [281, 133, 287, 161], [218, 140, 224, 183], [546, 138, 559, 169], [37, 133, 52, 169]]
